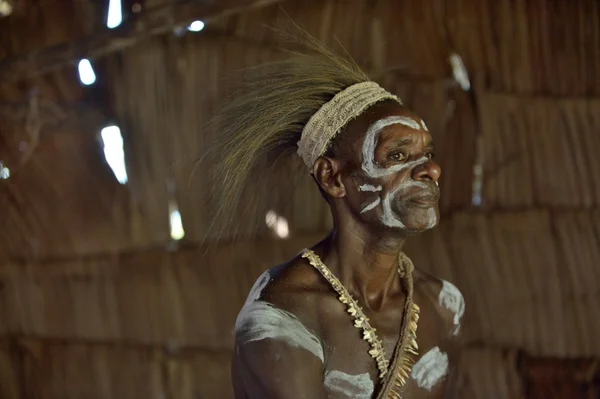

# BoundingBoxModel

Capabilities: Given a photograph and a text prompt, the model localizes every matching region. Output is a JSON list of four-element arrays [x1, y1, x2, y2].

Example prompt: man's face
[[337, 102, 441, 234]]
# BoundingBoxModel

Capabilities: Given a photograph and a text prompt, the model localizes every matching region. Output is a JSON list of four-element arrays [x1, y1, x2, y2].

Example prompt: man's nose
[[412, 159, 442, 183]]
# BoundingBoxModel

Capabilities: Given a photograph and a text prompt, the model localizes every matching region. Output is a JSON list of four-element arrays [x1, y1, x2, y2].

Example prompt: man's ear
[[312, 156, 346, 198]]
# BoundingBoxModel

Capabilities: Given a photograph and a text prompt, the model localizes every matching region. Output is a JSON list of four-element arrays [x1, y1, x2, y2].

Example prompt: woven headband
[[297, 81, 401, 170]]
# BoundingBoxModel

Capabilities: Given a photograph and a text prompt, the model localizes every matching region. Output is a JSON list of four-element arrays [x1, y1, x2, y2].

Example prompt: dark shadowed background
[[0, 0, 599, 398]]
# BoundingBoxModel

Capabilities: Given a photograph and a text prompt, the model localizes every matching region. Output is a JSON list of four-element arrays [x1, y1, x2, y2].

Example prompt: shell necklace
[[301, 249, 420, 398]]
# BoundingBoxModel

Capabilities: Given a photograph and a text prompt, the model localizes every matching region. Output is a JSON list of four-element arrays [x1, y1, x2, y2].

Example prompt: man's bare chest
[[315, 297, 452, 399]]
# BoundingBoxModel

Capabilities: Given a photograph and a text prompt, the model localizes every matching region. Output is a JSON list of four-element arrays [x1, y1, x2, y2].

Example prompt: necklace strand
[[302, 249, 390, 376], [301, 249, 420, 391]]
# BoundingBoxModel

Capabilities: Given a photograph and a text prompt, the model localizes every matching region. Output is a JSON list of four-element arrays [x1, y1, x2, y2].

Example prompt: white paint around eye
[[411, 346, 449, 391], [360, 198, 381, 214], [361, 116, 437, 228], [235, 301, 324, 362], [397, 117, 422, 131], [324, 370, 374, 399], [358, 184, 382, 192], [362, 116, 429, 179], [421, 120, 429, 131], [439, 280, 465, 335]]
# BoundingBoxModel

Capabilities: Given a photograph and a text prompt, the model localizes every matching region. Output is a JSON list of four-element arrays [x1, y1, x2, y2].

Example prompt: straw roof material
[[0, 234, 324, 347], [406, 210, 600, 357], [1, 0, 600, 396], [2, 210, 598, 357], [456, 348, 524, 399], [479, 94, 600, 208]]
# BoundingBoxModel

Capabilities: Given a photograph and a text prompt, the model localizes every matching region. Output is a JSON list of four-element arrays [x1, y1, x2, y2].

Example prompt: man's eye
[[426, 152, 435, 160], [389, 152, 406, 162]]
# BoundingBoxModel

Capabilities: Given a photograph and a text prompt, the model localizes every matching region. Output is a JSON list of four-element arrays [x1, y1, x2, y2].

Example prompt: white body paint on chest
[[439, 280, 465, 335], [236, 301, 324, 362], [324, 370, 374, 399], [411, 346, 449, 391]]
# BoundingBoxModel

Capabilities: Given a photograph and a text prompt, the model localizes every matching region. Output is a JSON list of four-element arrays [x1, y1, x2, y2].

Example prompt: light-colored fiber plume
[[200, 25, 372, 244]]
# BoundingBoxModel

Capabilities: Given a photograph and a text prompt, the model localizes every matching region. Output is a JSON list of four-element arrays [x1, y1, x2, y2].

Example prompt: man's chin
[[392, 208, 439, 235]]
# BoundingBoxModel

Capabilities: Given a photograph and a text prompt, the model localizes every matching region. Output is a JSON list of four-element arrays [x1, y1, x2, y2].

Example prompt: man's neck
[[319, 217, 406, 311]]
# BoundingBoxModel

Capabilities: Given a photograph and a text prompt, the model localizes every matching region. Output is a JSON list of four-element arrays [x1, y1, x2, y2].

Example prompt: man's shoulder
[[243, 253, 333, 323], [413, 269, 465, 336]]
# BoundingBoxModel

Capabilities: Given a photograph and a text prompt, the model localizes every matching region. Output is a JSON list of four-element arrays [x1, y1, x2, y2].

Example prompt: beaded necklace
[[301, 249, 420, 398]]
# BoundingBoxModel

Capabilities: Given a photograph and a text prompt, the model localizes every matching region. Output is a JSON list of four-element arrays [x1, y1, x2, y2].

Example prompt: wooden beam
[[0, 0, 287, 83]]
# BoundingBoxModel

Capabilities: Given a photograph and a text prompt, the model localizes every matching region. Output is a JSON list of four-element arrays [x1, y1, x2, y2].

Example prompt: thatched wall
[[1, 0, 599, 397]]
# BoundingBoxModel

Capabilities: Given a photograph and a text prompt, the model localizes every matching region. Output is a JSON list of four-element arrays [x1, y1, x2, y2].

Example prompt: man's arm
[[233, 336, 328, 399], [442, 331, 463, 399], [232, 297, 328, 399]]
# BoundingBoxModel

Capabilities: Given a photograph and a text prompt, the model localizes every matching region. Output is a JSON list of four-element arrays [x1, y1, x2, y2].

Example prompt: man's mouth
[[409, 195, 439, 206], [404, 187, 440, 206]]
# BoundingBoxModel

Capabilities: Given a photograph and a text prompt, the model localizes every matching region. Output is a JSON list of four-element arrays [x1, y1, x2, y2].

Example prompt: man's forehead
[[337, 102, 428, 153], [361, 104, 424, 133], [365, 101, 418, 121], [377, 121, 428, 142], [361, 112, 430, 145]]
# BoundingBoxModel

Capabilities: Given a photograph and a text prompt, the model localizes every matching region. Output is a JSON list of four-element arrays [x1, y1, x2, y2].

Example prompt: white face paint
[[380, 180, 431, 228], [411, 346, 449, 391], [235, 301, 324, 362], [361, 116, 428, 179], [439, 280, 465, 335], [324, 370, 374, 399], [360, 198, 381, 214], [421, 120, 429, 132], [426, 208, 438, 229], [358, 116, 438, 228], [358, 184, 382, 192]]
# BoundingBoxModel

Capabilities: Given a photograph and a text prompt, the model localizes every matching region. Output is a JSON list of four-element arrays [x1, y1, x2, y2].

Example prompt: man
[[209, 33, 465, 399]]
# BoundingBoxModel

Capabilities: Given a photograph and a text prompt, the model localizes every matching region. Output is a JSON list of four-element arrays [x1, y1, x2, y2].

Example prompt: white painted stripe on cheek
[[324, 370, 374, 399], [411, 346, 449, 391], [358, 184, 382, 192], [360, 198, 381, 214], [380, 179, 430, 228], [236, 301, 324, 362]]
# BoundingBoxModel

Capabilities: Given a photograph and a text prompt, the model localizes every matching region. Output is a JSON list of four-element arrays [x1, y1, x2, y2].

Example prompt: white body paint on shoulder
[[236, 301, 324, 362], [244, 271, 270, 305], [411, 346, 449, 391], [439, 280, 465, 335], [324, 370, 374, 399]]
